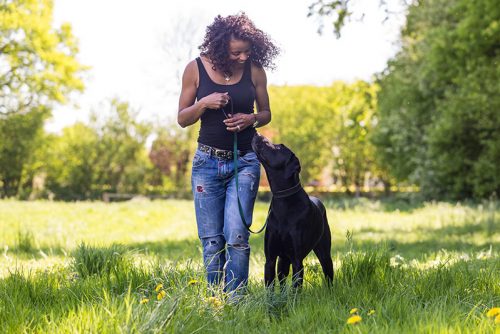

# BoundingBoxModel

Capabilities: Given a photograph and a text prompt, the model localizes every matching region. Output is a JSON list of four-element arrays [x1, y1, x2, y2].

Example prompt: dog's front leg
[[277, 257, 290, 290], [264, 257, 277, 289], [291, 260, 304, 289]]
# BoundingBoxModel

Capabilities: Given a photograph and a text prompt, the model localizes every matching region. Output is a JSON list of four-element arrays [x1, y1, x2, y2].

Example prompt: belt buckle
[[215, 149, 231, 160]]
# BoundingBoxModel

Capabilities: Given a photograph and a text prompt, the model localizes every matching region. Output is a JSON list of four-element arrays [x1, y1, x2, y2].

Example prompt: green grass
[[0, 198, 499, 333]]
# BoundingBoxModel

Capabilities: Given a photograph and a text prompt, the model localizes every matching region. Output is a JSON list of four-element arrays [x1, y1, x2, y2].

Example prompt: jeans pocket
[[192, 151, 207, 168], [240, 152, 259, 165]]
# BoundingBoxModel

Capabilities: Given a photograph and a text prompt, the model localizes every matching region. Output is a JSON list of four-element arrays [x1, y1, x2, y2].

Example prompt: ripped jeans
[[191, 148, 260, 293]]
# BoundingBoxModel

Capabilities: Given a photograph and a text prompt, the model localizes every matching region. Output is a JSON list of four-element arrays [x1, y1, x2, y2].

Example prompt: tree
[[0, 0, 86, 197], [328, 81, 379, 195], [372, 0, 500, 199], [91, 99, 151, 195], [44, 122, 99, 199], [308, 0, 411, 37], [268, 85, 334, 184], [268, 81, 381, 191], [148, 125, 192, 195], [43, 99, 153, 200], [0, 107, 47, 197]]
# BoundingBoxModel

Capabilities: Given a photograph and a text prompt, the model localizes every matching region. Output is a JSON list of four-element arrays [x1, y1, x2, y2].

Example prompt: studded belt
[[198, 143, 250, 160]]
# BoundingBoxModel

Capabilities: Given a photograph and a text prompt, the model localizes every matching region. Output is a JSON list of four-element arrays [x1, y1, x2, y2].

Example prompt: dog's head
[[251, 133, 301, 189]]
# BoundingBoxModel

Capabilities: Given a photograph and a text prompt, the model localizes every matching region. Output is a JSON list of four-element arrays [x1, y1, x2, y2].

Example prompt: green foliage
[[0, 0, 86, 197], [148, 124, 192, 196], [308, 0, 351, 37], [328, 81, 380, 193], [0, 108, 47, 197], [44, 122, 99, 199], [268, 81, 382, 190], [373, 0, 500, 199], [43, 99, 152, 200], [308, 0, 403, 37], [90, 99, 152, 196], [268, 85, 333, 183]]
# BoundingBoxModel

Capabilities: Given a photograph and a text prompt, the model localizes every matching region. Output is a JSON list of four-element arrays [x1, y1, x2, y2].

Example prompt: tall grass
[[0, 199, 498, 332]]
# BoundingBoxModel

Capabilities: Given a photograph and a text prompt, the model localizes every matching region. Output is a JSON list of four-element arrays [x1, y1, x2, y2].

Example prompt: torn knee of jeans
[[228, 242, 250, 250], [196, 185, 204, 193], [203, 236, 224, 250]]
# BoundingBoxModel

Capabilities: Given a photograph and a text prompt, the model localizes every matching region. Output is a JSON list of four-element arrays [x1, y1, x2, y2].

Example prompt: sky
[[47, 0, 405, 133]]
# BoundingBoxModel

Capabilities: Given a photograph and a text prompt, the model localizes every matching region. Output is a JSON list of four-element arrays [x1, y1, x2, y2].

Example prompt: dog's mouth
[[252, 134, 285, 169], [252, 134, 280, 151]]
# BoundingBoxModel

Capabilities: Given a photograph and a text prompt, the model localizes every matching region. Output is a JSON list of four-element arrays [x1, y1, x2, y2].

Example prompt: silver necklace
[[224, 72, 231, 84]]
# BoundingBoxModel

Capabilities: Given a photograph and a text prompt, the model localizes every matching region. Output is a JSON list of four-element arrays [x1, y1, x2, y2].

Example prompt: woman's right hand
[[200, 92, 230, 110]]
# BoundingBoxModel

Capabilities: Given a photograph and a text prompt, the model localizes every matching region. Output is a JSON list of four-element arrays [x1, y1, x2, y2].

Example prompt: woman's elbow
[[177, 119, 188, 128], [177, 110, 189, 128], [177, 115, 187, 128]]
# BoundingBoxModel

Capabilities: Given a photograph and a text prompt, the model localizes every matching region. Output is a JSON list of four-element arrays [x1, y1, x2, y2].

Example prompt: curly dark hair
[[199, 12, 280, 76]]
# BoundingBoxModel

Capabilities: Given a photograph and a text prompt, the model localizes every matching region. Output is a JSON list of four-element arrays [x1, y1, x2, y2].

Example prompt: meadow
[[0, 197, 499, 333]]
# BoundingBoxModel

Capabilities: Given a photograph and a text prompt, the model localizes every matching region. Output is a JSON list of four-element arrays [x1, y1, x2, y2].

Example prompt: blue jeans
[[191, 148, 260, 293]]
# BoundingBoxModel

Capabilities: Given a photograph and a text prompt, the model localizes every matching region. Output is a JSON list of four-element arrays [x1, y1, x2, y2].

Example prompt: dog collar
[[272, 182, 302, 199]]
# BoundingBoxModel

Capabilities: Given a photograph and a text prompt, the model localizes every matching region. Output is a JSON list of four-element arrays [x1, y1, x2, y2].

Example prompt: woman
[[178, 13, 279, 295]]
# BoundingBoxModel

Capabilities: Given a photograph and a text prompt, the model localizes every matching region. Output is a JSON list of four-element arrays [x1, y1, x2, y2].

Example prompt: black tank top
[[195, 57, 256, 151]]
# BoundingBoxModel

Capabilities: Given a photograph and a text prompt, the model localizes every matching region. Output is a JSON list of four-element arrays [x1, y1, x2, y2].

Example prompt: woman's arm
[[252, 64, 271, 127], [178, 60, 204, 128], [177, 60, 230, 128]]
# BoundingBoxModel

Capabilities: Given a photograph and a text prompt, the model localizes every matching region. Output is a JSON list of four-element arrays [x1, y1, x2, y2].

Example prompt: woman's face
[[228, 38, 252, 65]]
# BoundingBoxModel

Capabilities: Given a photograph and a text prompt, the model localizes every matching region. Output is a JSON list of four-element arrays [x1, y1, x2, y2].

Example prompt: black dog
[[251, 133, 334, 288]]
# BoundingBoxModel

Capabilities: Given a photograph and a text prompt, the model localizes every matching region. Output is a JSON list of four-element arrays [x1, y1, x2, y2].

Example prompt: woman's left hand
[[223, 113, 254, 132]]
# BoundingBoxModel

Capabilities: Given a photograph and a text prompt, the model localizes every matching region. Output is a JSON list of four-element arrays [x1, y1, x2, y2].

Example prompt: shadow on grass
[[125, 235, 268, 260], [5, 234, 268, 262], [348, 239, 498, 258], [320, 195, 427, 212], [6, 216, 496, 264], [352, 220, 499, 258], [316, 194, 498, 213], [358, 220, 494, 237]]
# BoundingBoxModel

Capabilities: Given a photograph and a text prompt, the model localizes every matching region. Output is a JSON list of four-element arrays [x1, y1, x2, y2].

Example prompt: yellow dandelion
[[368, 309, 376, 316], [208, 296, 222, 307], [487, 307, 500, 318], [155, 283, 163, 292], [140, 298, 149, 304], [495, 314, 500, 324], [157, 290, 166, 301], [347, 315, 362, 325], [188, 279, 199, 286], [349, 308, 359, 314]]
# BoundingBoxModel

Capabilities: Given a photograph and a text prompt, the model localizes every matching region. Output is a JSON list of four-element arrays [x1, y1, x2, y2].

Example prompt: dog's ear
[[284, 153, 301, 179]]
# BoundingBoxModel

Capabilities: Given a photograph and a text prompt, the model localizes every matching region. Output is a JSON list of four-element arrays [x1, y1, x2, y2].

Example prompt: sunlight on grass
[[0, 198, 498, 333]]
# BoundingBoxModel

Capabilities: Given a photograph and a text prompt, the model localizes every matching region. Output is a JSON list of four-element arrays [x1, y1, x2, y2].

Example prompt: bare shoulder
[[251, 62, 267, 86], [184, 59, 198, 76], [182, 59, 199, 87]]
